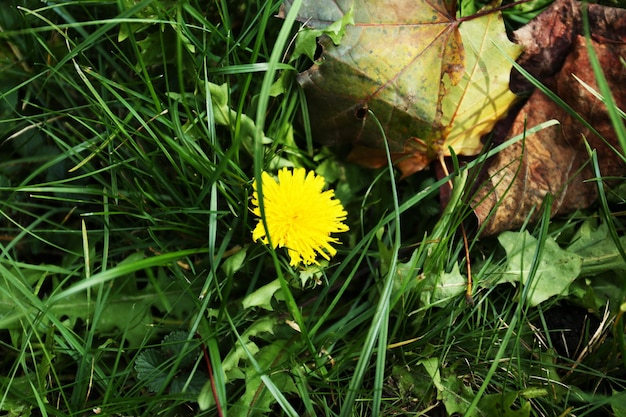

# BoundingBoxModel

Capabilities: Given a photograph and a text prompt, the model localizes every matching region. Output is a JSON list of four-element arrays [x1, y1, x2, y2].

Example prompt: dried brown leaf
[[471, 26, 626, 235]]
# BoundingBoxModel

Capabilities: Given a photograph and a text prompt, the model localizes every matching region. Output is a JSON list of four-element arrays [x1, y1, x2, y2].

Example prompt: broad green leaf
[[199, 318, 283, 410], [291, 8, 355, 61], [568, 218, 626, 276], [198, 378, 217, 411], [393, 171, 468, 308], [0, 375, 36, 417], [161, 331, 201, 368], [567, 219, 626, 310], [519, 387, 549, 399], [392, 248, 421, 295], [117, 0, 189, 47], [440, 370, 475, 416], [417, 357, 444, 392], [0, 260, 199, 347], [221, 247, 247, 276], [229, 340, 298, 417], [135, 331, 205, 396], [420, 262, 467, 307], [241, 279, 283, 311], [416, 359, 476, 416], [167, 81, 290, 167], [135, 349, 168, 393], [286, 0, 521, 175], [612, 390, 626, 417], [221, 317, 279, 380], [478, 391, 531, 417], [391, 364, 434, 401], [496, 231, 582, 306], [298, 261, 328, 287]]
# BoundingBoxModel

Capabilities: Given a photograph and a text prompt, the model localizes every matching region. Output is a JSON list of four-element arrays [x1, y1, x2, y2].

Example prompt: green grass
[[1, 0, 626, 416]]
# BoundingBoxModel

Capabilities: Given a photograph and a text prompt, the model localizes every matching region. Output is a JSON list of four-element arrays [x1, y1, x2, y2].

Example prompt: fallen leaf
[[510, 0, 626, 94], [285, 0, 521, 176], [470, 0, 626, 235]]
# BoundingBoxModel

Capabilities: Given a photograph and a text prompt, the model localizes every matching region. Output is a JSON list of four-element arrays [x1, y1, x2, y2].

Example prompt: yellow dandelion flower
[[251, 167, 349, 266]]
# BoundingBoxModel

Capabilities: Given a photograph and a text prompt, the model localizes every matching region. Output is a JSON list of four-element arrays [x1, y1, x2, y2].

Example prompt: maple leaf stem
[[439, 153, 453, 187]]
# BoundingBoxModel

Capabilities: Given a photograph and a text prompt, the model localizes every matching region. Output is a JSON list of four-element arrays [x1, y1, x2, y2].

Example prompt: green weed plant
[[0, 0, 625, 416]]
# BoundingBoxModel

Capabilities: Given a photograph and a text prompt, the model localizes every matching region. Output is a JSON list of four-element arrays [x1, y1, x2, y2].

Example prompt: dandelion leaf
[[568, 218, 626, 277], [478, 391, 531, 417], [611, 390, 626, 417], [229, 341, 297, 417], [567, 219, 626, 310], [0, 257, 198, 347], [417, 357, 444, 392], [285, 0, 521, 176], [440, 370, 475, 415], [221, 317, 279, 380], [199, 318, 284, 411], [241, 279, 283, 311], [420, 262, 467, 307], [221, 247, 247, 276], [496, 231, 582, 306]]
